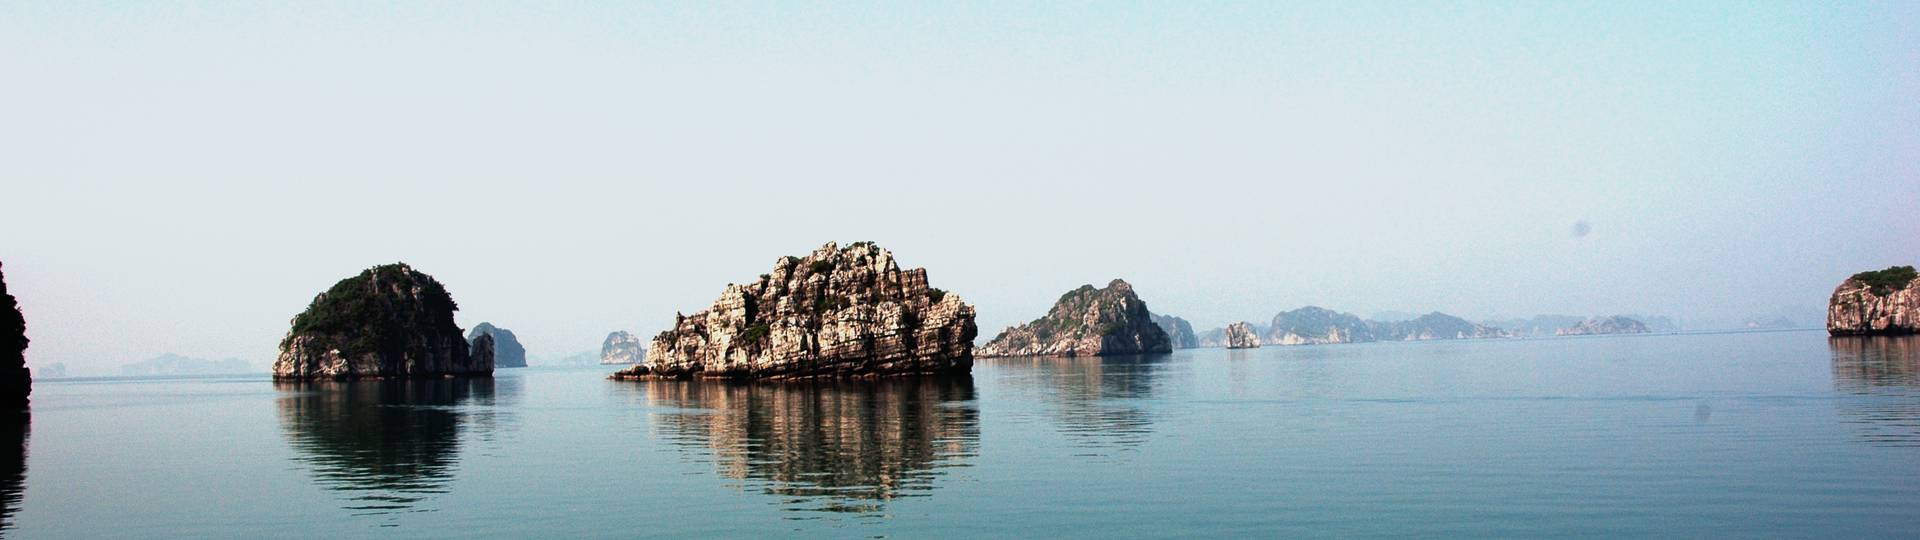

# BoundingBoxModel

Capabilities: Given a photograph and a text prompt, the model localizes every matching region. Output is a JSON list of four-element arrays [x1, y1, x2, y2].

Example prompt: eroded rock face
[[978, 279, 1172, 358], [1556, 316, 1650, 336], [467, 323, 527, 368], [0, 262, 29, 410], [1224, 322, 1262, 349], [1151, 313, 1199, 349], [600, 331, 645, 365], [1829, 266, 1920, 336], [273, 263, 492, 380], [612, 242, 976, 380]]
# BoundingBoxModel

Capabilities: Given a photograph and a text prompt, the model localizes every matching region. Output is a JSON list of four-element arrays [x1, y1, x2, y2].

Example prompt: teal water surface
[[5, 331, 1919, 538]]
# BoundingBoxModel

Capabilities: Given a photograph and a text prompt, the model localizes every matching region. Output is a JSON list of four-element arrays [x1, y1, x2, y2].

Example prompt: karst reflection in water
[[1830, 336, 1920, 447], [647, 376, 979, 514], [0, 415, 25, 537], [274, 378, 501, 519], [986, 354, 1165, 454]]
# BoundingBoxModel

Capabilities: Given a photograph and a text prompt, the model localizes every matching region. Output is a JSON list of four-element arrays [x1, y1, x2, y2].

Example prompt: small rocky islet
[[1223, 322, 1262, 349], [610, 242, 977, 380], [273, 263, 493, 380], [977, 279, 1172, 358], [1828, 265, 1919, 336], [0, 262, 29, 411]]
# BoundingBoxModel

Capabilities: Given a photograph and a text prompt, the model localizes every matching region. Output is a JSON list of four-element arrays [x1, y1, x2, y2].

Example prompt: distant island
[[977, 279, 1171, 358], [467, 322, 528, 368], [273, 263, 494, 380], [1829, 265, 1918, 336], [1555, 316, 1650, 336], [121, 354, 255, 376], [611, 242, 976, 380], [599, 331, 645, 365], [1150, 313, 1199, 349]]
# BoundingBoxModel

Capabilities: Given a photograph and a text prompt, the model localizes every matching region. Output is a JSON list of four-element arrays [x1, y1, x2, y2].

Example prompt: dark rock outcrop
[[1829, 265, 1920, 336], [1224, 322, 1262, 349], [273, 263, 493, 380], [466, 323, 527, 368], [1150, 313, 1199, 349], [600, 331, 645, 365], [1267, 306, 1375, 345], [0, 262, 27, 410], [978, 279, 1171, 357], [612, 242, 976, 380], [1556, 316, 1650, 336]]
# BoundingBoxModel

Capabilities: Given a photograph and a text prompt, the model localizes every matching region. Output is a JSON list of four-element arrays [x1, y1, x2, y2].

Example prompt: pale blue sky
[[2, 2, 1915, 374]]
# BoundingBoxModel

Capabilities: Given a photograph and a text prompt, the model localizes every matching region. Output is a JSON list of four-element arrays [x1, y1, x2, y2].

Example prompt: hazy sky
[[2, 2, 1915, 374]]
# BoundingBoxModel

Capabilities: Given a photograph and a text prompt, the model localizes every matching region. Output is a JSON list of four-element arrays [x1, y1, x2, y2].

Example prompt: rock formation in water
[[466, 322, 527, 368], [273, 263, 493, 380], [1556, 316, 1650, 336], [0, 262, 28, 410], [978, 279, 1172, 358], [1829, 265, 1920, 336], [1150, 313, 1199, 349], [612, 242, 977, 380], [1223, 322, 1262, 349], [600, 331, 645, 365], [1267, 306, 1375, 345]]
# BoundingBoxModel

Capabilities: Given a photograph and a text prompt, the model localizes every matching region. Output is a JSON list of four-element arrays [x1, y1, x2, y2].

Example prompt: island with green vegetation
[[273, 263, 494, 380]]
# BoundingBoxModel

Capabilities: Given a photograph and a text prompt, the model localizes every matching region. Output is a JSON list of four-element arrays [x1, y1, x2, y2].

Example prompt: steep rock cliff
[[0, 262, 28, 410], [1829, 266, 1919, 336]]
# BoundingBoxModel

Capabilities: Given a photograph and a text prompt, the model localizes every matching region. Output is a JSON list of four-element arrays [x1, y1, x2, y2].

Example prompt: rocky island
[[1556, 316, 1650, 336], [978, 279, 1172, 357], [1224, 322, 1262, 349], [1829, 265, 1919, 336], [1373, 312, 1508, 341], [467, 322, 527, 368], [0, 262, 29, 410], [611, 242, 976, 380], [273, 263, 494, 380], [600, 331, 645, 365], [1151, 313, 1199, 349]]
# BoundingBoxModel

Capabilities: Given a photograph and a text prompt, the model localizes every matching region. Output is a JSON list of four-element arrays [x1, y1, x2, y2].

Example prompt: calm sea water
[[5, 330, 1919, 538]]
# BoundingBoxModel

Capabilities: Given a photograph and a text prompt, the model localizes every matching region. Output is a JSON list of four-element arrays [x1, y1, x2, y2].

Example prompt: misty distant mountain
[[537, 350, 600, 367], [121, 353, 256, 376], [1484, 315, 1587, 337]]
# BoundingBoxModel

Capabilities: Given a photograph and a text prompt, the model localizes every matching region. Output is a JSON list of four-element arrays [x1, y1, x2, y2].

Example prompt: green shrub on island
[[1852, 265, 1918, 296]]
